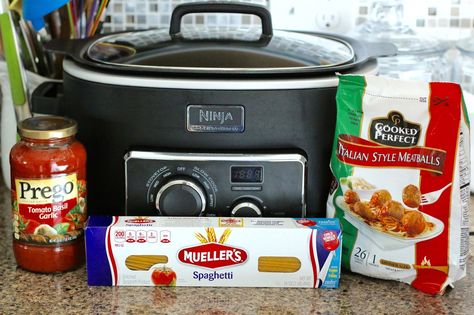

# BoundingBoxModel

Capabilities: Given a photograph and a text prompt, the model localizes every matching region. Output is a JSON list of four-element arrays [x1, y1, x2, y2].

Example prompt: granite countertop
[[1, 183, 473, 315]]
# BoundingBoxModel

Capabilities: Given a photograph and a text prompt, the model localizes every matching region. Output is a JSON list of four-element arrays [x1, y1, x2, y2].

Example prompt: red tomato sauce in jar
[[10, 116, 87, 273]]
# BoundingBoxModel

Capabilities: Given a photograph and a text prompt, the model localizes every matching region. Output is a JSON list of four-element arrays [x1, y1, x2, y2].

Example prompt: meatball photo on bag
[[327, 75, 470, 295]]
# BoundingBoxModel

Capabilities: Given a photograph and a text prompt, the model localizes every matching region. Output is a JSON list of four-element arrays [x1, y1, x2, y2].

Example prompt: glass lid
[[85, 27, 355, 72], [457, 36, 474, 55], [352, 0, 443, 55]]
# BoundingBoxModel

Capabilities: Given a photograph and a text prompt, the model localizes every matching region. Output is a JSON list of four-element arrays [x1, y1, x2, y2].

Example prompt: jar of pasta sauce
[[10, 116, 87, 273]]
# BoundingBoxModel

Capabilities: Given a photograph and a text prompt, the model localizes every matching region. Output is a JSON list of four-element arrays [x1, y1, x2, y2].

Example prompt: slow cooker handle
[[169, 2, 273, 39], [31, 81, 65, 116]]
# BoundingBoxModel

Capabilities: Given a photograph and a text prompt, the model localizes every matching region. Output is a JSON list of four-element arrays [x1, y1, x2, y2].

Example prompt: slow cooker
[[32, 2, 396, 217]]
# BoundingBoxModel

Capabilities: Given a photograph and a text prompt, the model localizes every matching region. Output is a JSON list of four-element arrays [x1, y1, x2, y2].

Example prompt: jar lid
[[18, 116, 78, 140]]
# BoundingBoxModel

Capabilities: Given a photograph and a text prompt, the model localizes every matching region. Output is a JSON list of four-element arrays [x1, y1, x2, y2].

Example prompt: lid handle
[[169, 2, 273, 39]]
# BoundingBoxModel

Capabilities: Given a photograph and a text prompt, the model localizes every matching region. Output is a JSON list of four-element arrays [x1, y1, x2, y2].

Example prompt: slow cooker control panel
[[125, 151, 306, 217]]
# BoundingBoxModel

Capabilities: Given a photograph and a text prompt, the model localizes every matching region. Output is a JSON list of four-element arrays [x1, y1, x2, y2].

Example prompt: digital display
[[231, 166, 263, 183]]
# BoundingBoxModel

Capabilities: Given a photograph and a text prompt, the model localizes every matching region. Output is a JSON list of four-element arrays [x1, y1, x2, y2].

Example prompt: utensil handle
[[169, 2, 273, 39], [0, 12, 26, 106]]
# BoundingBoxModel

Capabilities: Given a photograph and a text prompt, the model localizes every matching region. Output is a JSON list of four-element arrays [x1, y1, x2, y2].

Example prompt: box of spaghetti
[[327, 75, 470, 294], [84, 216, 341, 287]]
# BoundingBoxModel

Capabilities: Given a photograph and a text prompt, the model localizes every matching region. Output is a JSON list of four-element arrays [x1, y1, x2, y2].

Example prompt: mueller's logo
[[178, 243, 248, 269], [370, 111, 421, 147], [125, 217, 155, 224], [199, 110, 234, 125]]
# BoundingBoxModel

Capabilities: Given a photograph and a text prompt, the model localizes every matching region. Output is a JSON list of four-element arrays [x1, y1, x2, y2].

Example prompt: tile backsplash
[[355, 0, 474, 40], [102, 0, 474, 41], [102, 0, 269, 33]]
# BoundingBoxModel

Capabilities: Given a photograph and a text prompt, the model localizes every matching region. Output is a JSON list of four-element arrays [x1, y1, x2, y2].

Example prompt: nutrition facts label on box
[[458, 130, 470, 228], [460, 227, 469, 268]]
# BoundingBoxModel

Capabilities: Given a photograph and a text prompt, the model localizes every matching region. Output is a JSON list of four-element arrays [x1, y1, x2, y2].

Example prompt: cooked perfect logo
[[178, 243, 248, 269], [370, 111, 421, 147]]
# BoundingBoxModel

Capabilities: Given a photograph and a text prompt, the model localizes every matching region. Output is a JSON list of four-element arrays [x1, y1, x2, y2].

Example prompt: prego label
[[17, 179, 75, 203], [12, 173, 87, 245]]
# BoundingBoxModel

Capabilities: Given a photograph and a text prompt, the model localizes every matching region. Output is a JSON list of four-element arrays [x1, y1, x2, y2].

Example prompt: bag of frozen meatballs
[[327, 75, 470, 294]]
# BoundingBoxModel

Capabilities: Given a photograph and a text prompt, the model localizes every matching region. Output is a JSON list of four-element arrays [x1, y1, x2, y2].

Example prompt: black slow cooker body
[[61, 69, 337, 217], [35, 2, 395, 217]]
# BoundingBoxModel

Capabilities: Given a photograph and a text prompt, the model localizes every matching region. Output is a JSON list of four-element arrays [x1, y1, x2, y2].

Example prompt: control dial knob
[[156, 178, 206, 216], [231, 199, 262, 217]]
